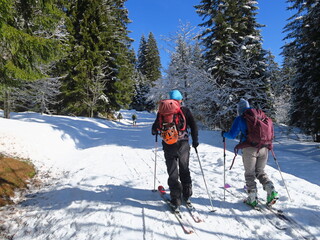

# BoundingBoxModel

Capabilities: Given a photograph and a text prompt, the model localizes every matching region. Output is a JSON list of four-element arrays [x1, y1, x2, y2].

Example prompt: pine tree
[[283, 0, 320, 141], [0, 0, 65, 118]]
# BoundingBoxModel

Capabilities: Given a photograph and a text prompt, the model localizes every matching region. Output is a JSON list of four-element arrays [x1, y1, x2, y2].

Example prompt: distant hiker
[[152, 89, 199, 210], [117, 113, 123, 122], [132, 114, 137, 126], [222, 98, 278, 207]]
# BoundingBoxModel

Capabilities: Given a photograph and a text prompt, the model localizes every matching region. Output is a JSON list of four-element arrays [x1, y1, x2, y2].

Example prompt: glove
[[221, 131, 226, 138], [152, 129, 158, 135], [192, 141, 199, 148]]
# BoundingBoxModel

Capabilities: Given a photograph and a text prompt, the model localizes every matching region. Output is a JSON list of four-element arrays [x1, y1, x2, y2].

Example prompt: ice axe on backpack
[[194, 147, 216, 212]]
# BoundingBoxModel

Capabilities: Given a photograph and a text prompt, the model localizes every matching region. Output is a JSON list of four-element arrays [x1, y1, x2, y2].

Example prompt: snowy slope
[[0, 110, 319, 240]]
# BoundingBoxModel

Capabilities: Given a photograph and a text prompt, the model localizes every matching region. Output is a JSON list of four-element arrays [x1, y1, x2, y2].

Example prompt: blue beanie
[[169, 90, 183, 100], [237, 98, 250, 115]]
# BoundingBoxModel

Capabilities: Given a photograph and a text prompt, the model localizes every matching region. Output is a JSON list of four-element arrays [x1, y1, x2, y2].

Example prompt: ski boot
[[170, 198, 181, 213], [245, 189, 258, 207], [183, 196, 192, 207], [264, 182, 279, 206]]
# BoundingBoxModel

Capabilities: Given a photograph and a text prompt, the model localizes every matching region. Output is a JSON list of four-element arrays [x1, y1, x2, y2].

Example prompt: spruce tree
[[275, 54, 294, 124], [130, 71, 154, 111], [145, 32, 162, 85], [283, 0, 320, 141], [264, 51, 285, 123], [195, 0, 273, 129], [0, 0, 65, 118], [59, 0, 134, 117], [131, 32, 161, 111], [130, 35, 152, 111], [137, 35, 148, 75]]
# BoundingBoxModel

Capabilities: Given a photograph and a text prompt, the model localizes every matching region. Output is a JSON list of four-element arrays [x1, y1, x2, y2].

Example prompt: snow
[[0, 110, 320, 240]]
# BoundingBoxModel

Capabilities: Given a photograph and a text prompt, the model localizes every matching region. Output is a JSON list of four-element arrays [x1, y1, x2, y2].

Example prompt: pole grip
[[194, 147, 198, 154]]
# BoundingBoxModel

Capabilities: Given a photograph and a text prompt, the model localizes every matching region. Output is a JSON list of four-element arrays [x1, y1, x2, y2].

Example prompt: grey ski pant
[[242, 147, 271, 191], [162, 140, 192, 201]]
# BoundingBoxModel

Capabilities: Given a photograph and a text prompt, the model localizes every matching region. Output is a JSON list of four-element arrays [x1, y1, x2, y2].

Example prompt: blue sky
[[125, 0, 293, 69]]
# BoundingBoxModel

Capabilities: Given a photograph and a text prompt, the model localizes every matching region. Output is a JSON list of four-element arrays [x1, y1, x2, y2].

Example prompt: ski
[[184, 200, 203, 223], [227, 187, 317, 239], [243, 200, 288, 230], [260, 201, 317, 240], [157, 186, 194, 234], [224, 188, 287, 230]]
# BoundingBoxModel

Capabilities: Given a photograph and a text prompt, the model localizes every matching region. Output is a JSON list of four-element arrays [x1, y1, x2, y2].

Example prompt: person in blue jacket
[[222, 98, 278, 207]]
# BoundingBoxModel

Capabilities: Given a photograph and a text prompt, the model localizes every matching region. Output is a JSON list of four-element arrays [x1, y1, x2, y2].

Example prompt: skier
[[222, 98, 278, 207], [152, 90, 199, 210], [117, 113, 122, 122], [132, 114, 137, 126]]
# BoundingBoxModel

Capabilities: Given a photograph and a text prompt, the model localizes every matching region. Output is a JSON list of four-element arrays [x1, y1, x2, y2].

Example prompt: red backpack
[[236, 108, 274, 150], [157, 99, 186, 144], [230, 108, 274, 169]]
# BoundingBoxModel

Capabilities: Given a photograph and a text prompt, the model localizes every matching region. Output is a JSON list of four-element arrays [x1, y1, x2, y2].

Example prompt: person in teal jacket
[[222, 98, 278, 207]]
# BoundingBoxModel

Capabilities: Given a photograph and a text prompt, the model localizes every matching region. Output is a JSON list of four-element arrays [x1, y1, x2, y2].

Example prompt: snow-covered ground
[[0, 110, 319, 240]]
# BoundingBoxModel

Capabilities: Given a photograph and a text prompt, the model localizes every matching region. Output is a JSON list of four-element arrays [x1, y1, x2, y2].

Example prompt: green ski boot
[[264, 182, 279, 206]]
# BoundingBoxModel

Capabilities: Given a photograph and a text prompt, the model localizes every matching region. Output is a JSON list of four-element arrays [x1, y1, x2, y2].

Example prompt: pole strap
[[229, 148, 238, 170]]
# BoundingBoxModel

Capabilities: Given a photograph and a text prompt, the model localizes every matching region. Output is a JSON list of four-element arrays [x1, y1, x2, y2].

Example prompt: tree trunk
[[4, 89, 10, 119]]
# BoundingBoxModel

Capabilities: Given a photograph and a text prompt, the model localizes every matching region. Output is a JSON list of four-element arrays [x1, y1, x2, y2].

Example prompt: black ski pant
[[162, 140, 192, 204]]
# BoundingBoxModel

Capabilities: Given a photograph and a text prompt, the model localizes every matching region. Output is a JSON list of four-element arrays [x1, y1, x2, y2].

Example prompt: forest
[[0, 0, 319, 142]]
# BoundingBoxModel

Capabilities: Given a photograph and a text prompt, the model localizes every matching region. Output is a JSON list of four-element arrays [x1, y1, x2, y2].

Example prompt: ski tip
[[157, 185, 166, 194], [224, 183, 231, 189]]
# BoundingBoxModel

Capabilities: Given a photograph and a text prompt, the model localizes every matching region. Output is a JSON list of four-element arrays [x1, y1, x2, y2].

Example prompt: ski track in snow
[[0, 110, 319, 240]]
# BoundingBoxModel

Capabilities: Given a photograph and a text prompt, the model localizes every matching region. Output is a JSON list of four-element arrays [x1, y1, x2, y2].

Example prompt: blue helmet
[[169, 90, 183, 100]]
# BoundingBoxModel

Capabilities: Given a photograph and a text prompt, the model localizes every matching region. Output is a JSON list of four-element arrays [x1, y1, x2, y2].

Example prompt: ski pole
[[152, 134, 158, 192], [223, 137, 226, 201], [271, 149, 292, 202], [194, 147, 216, 212]]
